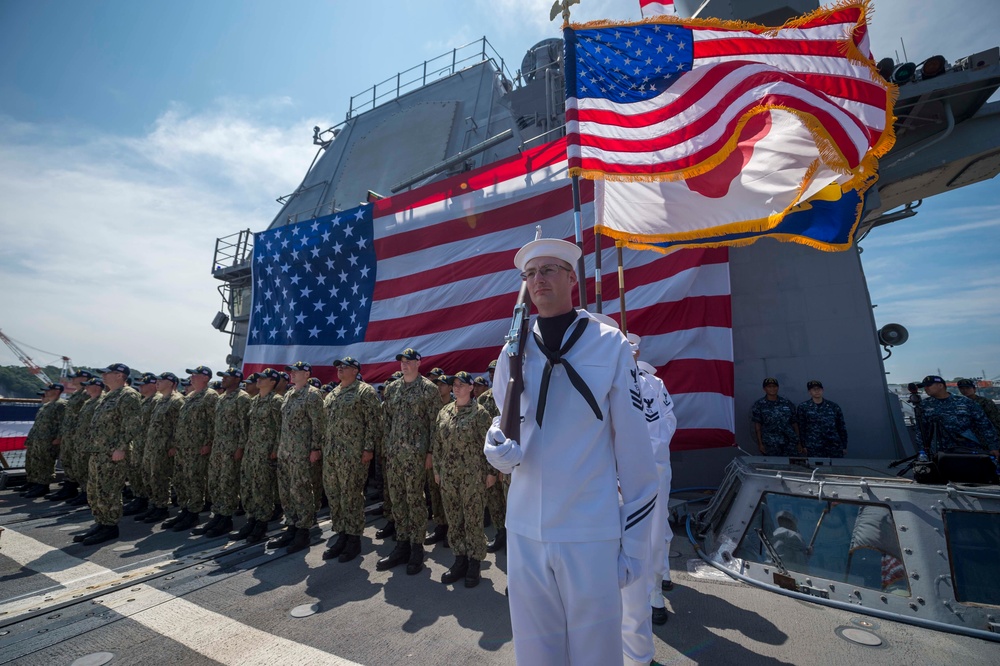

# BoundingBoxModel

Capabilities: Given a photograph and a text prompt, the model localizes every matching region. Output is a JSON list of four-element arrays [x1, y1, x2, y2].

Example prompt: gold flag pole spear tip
[[550, 0, 579, 24]]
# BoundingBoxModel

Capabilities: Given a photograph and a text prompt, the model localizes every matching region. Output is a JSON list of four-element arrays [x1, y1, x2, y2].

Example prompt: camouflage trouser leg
[[173, 449, 208, 513], [386, 448, 426, 543], [88, 456, 127, 525], [277, 453, 317, 529], [242, 454, 277, 522], [486, 475, 506, 529], [426, 467, 446, 526], [75, 451, 92, 488], [129, 440, 148, 497], [61, 438, 79, 483], [378, 445, 392, 521], [440, 470, 487, 560], [208, 449, 241, 516], [25, 443, 57, 485], [311, 460, 324, 512], [324, 452, 366, 536], [143, 443, 173, 509]]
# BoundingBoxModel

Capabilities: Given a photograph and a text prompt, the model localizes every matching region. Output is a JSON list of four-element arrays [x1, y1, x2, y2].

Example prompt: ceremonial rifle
[[498, 226, 542, 443]]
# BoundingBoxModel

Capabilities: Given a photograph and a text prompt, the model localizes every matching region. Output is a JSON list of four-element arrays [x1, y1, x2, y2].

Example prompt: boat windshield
[[734, 492, 911, 596]]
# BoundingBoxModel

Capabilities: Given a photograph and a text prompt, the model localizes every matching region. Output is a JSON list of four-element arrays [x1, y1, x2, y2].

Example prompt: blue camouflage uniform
[[797, 399, 848, 457], [751, 396, 798, 455], [915, 395, 1000, 454]]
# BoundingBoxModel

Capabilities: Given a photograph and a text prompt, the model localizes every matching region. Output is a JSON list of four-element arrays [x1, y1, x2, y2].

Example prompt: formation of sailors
[[16, 356, 512, 588]]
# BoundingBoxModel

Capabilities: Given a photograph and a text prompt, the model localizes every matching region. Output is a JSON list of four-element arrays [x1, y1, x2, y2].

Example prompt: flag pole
[[571, 174, 587, 310], [594, 227, 603, 313], [616, 241, 627, 334]]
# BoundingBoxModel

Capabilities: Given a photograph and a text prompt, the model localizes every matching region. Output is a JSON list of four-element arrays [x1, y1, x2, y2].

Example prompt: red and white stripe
[[0, 421, 32, 452], [244, 138, 734, 450], [639, 0, 676, 17], [568, 3, 890, 178]]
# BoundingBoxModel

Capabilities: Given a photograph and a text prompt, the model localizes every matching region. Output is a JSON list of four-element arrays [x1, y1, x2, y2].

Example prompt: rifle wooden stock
[[499, 280, 531, 444]]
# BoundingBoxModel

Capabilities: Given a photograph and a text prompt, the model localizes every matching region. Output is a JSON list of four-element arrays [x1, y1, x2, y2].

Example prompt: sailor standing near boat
[[485, 238, 658, 666]]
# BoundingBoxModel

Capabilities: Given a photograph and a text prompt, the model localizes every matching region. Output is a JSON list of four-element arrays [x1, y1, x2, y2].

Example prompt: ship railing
[[347, 36, 515, 119], [212, 229, 254, 278]]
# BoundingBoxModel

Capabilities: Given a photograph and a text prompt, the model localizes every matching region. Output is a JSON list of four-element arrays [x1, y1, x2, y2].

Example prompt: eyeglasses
[[520, 264, 571, 281]]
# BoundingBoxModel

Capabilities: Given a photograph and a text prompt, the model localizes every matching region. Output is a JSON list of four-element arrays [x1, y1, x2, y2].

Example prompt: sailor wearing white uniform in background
[[485, 238, 659, 666], [621, 331, 677, 666]]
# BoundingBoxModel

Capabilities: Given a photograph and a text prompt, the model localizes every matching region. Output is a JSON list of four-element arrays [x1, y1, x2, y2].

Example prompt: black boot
[[376, 540, 411, 571], [267, 526, 297, 549], [234, 518, 257, 540], [192, 513, 223, 536], [19, 483, 41, 497], [441, 556, 469, 584], [375, 520, 395, 540], [234, 503, 246, 517], [143, 507, 169, 523], [247, 520, 268, 543], [172, 510, 201, 532], [67, 491, 89, 506], [123, 497, 148, 516], [73, 523, 102, 542], [464, 558, 481, 588], [338, 535, 362, 563], [46, 482, 79, 501], [323, 533, 349, 560], [406, 542, 424, 575], [487, 528, 506, 553], [424, 524, 448, 546], [81, 524, 120, 546], [651, 606, 669, 625], [286, 527, 312, 554], [205, 515, 233, 538], [269, 505, 283, 523], [162, 509, 188, 529], [23, 484, 50, 498]]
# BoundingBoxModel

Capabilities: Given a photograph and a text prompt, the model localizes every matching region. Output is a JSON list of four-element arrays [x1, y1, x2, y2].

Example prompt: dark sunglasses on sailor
[[520, 264, 571, 281]]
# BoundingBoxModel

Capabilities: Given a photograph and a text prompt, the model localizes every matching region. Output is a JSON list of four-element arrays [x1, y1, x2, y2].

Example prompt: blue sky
[[0, 0, 997, 383]]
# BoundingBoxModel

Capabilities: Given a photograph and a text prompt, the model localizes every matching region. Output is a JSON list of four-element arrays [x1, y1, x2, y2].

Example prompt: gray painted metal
[[696, 457, 1000, 642]]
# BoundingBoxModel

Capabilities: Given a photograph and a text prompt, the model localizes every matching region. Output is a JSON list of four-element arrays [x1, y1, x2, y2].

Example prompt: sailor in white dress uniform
[[485, 238, 658, 666]]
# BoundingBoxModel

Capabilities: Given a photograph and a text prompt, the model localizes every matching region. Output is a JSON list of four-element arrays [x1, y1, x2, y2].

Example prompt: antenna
[[900, 38, 908, 62]]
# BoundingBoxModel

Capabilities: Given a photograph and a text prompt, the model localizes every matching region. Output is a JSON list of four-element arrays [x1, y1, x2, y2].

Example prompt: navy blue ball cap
[[256, 368, 280, 382], [446, 371, 474, 385], [762, 377, 779, 387], [217, 367, 244, 380], [956, 378, 975, 388], [917, 375, 946, 388], [806, 380, 823, 390], [488, 360, 497, 371], [158, 372, 179, 384], [85, 378, 106, 388], [333, 357, 361, 370], [37, 382, 65, 395], [307, 377, 321, 388], [285, 361, 312, 372], [185, 366, 213, 377], [98, 362, 131, 376], [395, 348, 421, 361], [279, 371, 290, 381], [68, 370, 94, 380], [473, 376, 489, 386]]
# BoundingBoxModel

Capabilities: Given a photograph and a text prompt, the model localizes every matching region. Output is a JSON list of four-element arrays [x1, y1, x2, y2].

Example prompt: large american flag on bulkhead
[[243, 138, 734, 450], [565, 2, 893, 180]]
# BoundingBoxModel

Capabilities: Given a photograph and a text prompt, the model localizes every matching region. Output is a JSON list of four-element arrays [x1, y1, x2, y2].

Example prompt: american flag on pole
[[639, 0, 676, 17], [565, 1, 895, 251], [243, 138, 734, 450]]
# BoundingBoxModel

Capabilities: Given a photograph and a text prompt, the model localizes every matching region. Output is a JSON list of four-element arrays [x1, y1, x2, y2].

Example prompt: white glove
[[484, 418, 523, 474], [617, 549, 643, 589]]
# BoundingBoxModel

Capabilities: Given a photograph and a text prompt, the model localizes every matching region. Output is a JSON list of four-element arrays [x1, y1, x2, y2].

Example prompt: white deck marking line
[[2, 526, 364, 666]]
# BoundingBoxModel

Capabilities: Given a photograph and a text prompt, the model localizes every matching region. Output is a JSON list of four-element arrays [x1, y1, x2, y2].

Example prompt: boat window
[[733, 493, 910, 596], [943, 510, 1000, 606]]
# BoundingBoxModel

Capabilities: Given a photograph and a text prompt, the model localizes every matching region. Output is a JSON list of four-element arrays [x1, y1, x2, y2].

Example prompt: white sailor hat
[[637, 361, 657, 375], [626, 332, 641, 346], [513, 238, 581, 271]]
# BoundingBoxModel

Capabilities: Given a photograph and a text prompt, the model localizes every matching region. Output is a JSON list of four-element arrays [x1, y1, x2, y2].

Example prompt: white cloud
[[0, 104, 320, 372]]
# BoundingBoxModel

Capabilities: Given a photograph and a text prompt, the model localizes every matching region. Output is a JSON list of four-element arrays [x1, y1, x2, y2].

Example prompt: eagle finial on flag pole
[[550, 0, 580, 23]]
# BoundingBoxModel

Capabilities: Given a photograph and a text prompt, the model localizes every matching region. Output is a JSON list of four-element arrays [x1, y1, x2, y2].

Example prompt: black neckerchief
[[532, 314, 603, 426]]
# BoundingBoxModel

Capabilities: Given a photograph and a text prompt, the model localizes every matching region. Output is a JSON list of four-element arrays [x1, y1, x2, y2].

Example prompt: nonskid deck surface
[[1, 490, 996, 666]]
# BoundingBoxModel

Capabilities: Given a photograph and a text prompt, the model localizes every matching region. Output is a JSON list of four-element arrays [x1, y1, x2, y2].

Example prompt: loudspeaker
[[878, 323, 909, 347]]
